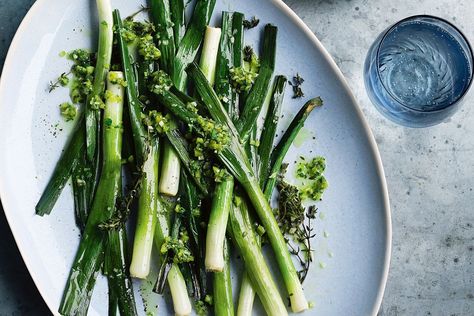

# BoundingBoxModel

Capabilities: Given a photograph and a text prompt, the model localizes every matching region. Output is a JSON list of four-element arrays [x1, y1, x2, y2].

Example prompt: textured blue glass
[[364, 16, 473, 127]]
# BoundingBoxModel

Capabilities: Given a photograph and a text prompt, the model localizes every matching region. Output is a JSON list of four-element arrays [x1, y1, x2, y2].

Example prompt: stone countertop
[[0, 0, 472, 315], [283, 1, 474, 315]]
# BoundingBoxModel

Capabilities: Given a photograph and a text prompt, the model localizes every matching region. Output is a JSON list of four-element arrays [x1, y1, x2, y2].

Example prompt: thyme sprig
[[98, 168, 144, 230], [276, 164, 317, 283], [243, 16, 260, 29], [289, 73, 305, 98], [125, 4, 150, 21], [48, 71, 71, 92], [98, 143, 150, 230], [243, 45, 254, 62]]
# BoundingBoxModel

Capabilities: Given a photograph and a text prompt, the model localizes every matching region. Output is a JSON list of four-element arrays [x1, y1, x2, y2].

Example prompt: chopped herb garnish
[[144, 110, 171, 134], [296, 156, 325, 180], [105, 90, 122, 104], [296, 156, 328, 201], [122, 17, 155, 44], [213, 166, 230, 183], [300, 176, 328, 201], [137, 34, 161, 61], [160, 235, 194, 264], [59, 102, 77, 121], [50, 48, 96, 104], [109, 72, 127, 86], [148, 71, 230, 156], [204, 295, 213, 305], [232, 46, 261, 91], [89, 94, 105, 110], [194, 300, 208, 316], [148, 70, 173, 94], [229, 67, 258, 92], [174, 204, 186, 215]]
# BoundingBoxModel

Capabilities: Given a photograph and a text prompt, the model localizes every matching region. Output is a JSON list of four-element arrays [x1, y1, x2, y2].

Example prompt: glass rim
[[375, 14, 474, 113]]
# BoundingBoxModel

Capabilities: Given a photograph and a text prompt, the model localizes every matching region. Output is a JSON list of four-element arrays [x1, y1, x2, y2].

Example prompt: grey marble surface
[[282, 1, 474, 315], [0, 0, 472, 315]]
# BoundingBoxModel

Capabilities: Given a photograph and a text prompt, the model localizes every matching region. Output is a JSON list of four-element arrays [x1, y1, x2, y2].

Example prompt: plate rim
[[0, 0, 392, 315]]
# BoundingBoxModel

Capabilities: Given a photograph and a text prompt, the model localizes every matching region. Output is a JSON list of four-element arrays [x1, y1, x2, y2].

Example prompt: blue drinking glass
[[364, 15, 473, 127]]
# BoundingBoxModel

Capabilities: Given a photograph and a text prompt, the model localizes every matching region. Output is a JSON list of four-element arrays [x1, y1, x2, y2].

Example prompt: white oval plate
[[0, 0, 391, 315]]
